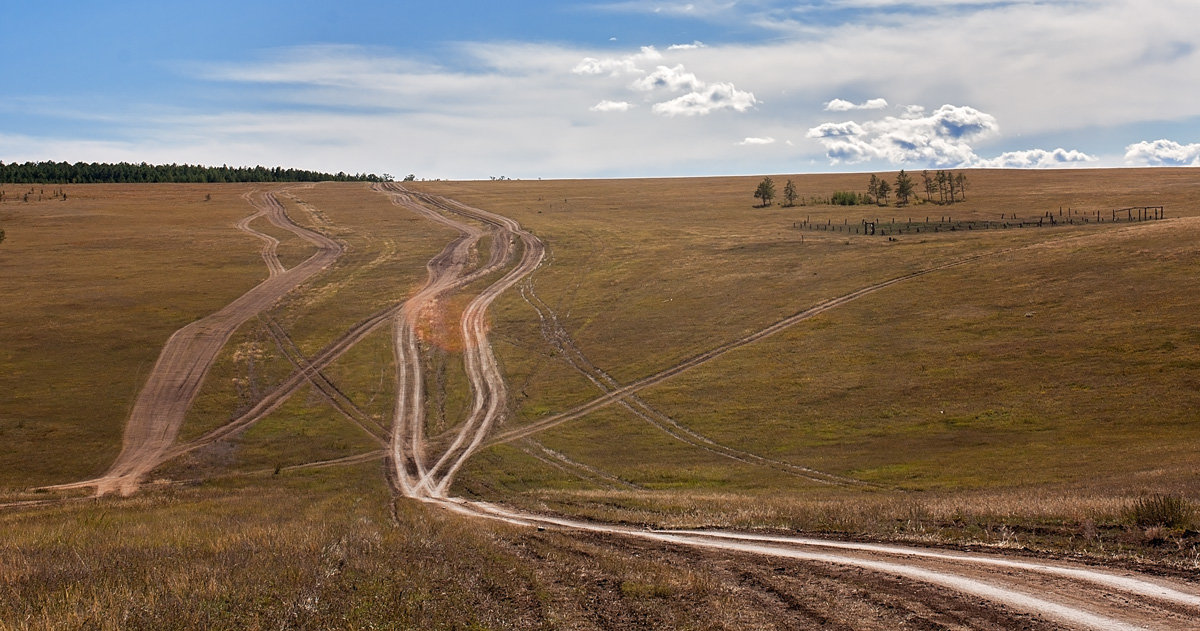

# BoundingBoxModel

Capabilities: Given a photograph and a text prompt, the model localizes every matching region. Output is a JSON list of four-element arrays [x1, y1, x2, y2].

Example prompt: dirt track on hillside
[[51, 189, 343, 495], [369, 194, 1199, 629], [373, 183, 545, 498], [34, 187, 1200, 628]]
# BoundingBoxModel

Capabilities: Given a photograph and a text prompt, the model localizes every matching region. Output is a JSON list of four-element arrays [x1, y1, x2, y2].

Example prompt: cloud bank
[[1124, 139, 1200, 166], [976, 148, 1098, 168], [807, 104, 999, 166]]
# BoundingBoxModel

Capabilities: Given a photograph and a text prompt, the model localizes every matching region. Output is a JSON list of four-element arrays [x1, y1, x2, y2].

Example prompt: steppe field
[[1, 170, 1198, 629]]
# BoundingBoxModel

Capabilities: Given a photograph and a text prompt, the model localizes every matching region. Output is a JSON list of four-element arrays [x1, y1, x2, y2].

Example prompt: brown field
[[1, 170, 1198, 628]]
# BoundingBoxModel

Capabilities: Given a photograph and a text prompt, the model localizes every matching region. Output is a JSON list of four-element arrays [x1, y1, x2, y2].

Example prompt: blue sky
[[2, 0, 1198, 179]]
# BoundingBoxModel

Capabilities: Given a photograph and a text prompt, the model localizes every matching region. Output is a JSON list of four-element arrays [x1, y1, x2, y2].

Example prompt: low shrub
[[1128, 494, 1193, 528]]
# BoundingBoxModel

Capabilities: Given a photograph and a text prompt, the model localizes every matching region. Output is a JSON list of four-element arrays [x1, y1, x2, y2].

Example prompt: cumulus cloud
[[1124, 139, 1200, 166], [574, 44, 756, 117], [825, 97, 888, 111], [975, 148, 1097, 168], [807, 104, 998, 166], [652, 82, 758, 116], [630, 64, 704, 92], [572, 46, 661, 76], [590, 100, 633, 112], [738, 136, 776, 145], [668, 41, 706, 50], [806, 121, 864, 138]]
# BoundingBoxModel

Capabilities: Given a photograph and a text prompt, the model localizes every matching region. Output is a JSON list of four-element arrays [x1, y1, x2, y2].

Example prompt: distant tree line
[[754, 170, 971, 209], [0, 161, 386, 184]]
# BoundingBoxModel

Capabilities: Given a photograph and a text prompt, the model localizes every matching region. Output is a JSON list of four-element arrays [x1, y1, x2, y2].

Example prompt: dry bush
[[1128, 494, 1193, 528]]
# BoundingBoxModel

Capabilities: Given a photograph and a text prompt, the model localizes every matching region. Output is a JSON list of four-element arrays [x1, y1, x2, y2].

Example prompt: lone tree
[[782, 179, 798, 207], [754, 177, 776, 207], [867, 174, 880, 204], [894, 169, 914, 206]]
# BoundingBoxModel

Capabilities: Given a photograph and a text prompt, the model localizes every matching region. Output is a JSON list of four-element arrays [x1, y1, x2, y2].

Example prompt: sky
[[2, 0, 1198, 179]]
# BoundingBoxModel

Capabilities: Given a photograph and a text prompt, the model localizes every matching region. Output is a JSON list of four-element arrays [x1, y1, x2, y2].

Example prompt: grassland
[[0, 172, 1197, 627], [418, 169, 1200, 564]]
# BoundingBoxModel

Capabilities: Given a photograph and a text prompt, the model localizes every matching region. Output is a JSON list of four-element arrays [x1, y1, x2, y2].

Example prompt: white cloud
[[976, 148, 1098, 168], [651, 82, 758, 117], [572, 45, 662, 76], [573, 44, 755, 118], [825, 97, 888, 111], [807, 104, 998, 166], [1124, 139, 1200, 166], [630, 64, 704, 92], [738, 136, 776, 145], [12, 0, 1200, 180], [668, 41, 706, 50], [590, 100, 633, 112], [806, 121, 865, 138]]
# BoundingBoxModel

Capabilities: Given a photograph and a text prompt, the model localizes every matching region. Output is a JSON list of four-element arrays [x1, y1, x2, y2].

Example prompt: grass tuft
[[1128, 494, 1193, 529]]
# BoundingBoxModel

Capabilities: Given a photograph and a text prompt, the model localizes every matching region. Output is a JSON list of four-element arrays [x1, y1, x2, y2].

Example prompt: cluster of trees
[[755, 170, 970, 209], [0, 161, 387, 184], [921, 169, 969, 204], [754, 177, 799, 207], [868, 169, 968, 206]]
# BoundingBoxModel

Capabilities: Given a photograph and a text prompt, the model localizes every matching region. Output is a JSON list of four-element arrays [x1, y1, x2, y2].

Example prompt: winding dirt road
[[52, 189, 343, 496], [368, 191, 1198, 630], [37, 185, 1199, 629], [373, 184, 545, 498]]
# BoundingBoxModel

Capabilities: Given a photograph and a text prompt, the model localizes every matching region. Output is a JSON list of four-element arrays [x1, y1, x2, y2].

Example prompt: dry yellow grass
[[1, 172, 1197, 630]]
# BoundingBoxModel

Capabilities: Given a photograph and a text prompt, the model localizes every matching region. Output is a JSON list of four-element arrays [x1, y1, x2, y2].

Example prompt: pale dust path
[[51, 189, 343, 495], [372, 195, 1198, 630], [28, 186, 1198, 630], [429, 498, 1200, 631], [372, 184, 545, 498]]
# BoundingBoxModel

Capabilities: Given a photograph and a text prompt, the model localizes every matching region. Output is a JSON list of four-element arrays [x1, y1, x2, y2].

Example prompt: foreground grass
[[2, 174, 1198, 628], [0, 467, 775, 631]]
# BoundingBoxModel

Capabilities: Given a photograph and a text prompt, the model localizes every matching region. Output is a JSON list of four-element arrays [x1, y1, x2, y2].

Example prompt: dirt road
[[370, 192, 1198, 630], [38, 185, 1199, 628], [52, 189, 343, 496], [373, 184, 545, 498]]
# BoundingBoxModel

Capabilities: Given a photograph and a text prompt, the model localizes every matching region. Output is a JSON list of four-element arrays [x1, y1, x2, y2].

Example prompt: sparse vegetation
[[831, 190, 867, 205], [1129, 494, 1193, 528], [3, 171, 1200, 627]]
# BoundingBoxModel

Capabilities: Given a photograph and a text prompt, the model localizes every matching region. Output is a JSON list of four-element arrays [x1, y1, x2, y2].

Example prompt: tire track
[[53, 190, 343, 496], [488, 246, 1032, 447], [428, 498, 1200, 631], [261, 316, 388, 445], [373, 192, 1198, 629], [519, 278, 876, 489], [372, 183, 544, 498]]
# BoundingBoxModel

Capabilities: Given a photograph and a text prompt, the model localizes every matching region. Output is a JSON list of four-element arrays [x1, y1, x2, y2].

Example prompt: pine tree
[[782, 179, 798, 207], [895, 170, 914, 206], [754, 177, 776, 207]]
